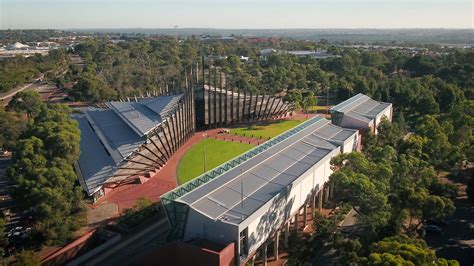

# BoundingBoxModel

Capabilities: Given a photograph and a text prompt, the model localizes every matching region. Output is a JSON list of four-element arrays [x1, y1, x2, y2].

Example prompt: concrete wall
[[184, 208, 239, 247], [342, 131, 359, 153], [340, 115, 371, 131], [374, 105, 393, 134], [135, 241, 235, 266], [67, 233, 121, 266], [241, 149, 338, 261]]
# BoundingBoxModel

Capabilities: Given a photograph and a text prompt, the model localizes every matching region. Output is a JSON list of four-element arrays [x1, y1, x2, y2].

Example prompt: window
[[239, 228, 248, 256]]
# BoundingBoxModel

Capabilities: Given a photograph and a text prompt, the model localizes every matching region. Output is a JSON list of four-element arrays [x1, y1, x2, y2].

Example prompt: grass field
[[229, 118, 307, 139], [177, 139, 254, 184], [308, 105, 330, 113]]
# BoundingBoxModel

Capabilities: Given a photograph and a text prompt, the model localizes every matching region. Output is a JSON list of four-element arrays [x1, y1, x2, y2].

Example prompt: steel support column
[[274, 231, 279, 261], [262, 242, 268, 266]]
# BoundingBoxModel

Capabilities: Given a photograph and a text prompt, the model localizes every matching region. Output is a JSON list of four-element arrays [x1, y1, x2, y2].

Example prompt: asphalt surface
[[83, 218, 170, 266], [425, 174, 474, 265], [0, 157, 20, 231], [0, 76, 43, 106]]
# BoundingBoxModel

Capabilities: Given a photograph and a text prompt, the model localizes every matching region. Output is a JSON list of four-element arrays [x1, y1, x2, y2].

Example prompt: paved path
[[0, 75, 44, 106], [83, 218, 169, 266]]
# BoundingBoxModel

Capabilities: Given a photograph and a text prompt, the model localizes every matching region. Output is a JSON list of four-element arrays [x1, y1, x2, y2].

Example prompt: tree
[[301, 91, 317, 114], [69, 73, 116, 103], [7, 104, 83, 245], [364, 235, 459, 265], [330, 153, 392, 233], [13, 250, 41, 266], [0, 218, 7, 257], [6, 91, 44, 118], [415, 115, 452, 169], [0, 109, 26, 150]]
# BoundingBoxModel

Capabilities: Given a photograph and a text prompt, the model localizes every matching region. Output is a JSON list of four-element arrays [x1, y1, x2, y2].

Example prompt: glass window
[[239, 228, 248, 256]]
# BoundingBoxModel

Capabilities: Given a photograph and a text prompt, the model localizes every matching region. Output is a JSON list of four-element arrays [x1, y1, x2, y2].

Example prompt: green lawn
[[177, 139, 254, 184], [308, 105, 330, 113], [229, 118, 307, 139]]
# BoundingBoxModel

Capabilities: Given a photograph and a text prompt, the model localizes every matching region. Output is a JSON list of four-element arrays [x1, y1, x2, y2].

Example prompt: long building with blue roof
[[160, 117, 359, 265]]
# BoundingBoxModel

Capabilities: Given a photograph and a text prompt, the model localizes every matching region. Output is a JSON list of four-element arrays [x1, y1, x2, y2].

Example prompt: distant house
[[259, 49, 338, 60], [6, 42, 30, 50], [259, 48, 277, 59], [239, 55, 249, 61], [330, 93, 392, 134], [201, 35, 236, 44], [286, 50, 339, 59]]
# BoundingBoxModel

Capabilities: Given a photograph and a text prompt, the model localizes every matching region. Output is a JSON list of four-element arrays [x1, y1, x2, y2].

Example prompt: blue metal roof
[[74, 115, 116, 195], [107, 95, 183, 137], [331, 93, 391, 121], [74, 95, 183, 196]]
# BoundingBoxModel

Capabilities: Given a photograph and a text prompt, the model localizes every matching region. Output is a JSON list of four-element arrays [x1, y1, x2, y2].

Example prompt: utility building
[[330, 93, 392, 134], [161, 117, 359, 265]]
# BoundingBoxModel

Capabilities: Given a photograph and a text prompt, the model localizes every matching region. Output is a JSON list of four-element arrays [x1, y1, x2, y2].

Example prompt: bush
[[116, 198, 158, 231]]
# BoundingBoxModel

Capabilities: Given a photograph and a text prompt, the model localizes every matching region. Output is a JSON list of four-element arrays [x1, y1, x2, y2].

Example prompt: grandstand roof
[[330, 93, 391, 122], [173, 117, 357, 226], [74, 95, 183, 196]]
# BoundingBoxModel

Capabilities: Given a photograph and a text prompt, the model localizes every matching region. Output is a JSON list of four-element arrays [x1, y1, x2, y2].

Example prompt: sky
[[1, 0, 473, 29]]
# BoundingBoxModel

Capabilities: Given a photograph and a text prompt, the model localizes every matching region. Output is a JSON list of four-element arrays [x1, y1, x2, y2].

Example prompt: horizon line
[[2, 27, 474, 31]]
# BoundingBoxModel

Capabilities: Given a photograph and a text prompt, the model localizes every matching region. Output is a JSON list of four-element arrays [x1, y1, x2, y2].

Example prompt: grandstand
[[73, 93, 194, 200]]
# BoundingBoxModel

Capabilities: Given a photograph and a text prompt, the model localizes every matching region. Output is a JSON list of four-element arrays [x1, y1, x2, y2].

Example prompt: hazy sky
[[1, 0, 473, 29]]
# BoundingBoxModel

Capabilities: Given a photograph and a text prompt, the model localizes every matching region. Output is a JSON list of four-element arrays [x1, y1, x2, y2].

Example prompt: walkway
[[0, 75, 43, 106]]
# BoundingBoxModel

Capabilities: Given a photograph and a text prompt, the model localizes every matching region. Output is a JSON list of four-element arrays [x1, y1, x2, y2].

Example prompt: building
[[286, 50, 338, 59], [259, 49, 338, 60], [161, 117, 359, 265], [198, 85, 293, 128], [330, 93, 393, 134], [73, 93, 194, 200]]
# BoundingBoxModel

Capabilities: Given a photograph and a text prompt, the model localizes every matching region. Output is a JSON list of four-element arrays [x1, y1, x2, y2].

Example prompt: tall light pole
[[202, 133, 207, 173], [326, 85, 330, 115]]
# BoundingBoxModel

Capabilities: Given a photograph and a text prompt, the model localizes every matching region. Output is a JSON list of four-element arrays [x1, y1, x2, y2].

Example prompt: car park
[[424, 224, 443, 235]]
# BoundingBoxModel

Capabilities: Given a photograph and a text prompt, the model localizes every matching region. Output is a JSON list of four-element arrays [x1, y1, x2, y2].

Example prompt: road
[[0, 157, 20, 231], [425, 173, 474, 265], [81, 218, 170, 266], [0, 75, 44, 106]]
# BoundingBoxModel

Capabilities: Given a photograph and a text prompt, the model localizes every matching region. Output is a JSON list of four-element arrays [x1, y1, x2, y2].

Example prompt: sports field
[[230, 118, 307, 139], [177, 138, 254, 184]]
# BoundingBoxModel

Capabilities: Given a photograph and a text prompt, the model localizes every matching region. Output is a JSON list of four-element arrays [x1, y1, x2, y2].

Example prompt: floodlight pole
[[326, 86, 330, 115], [241, 168, 244, 220], [203, 133, 207, 173]]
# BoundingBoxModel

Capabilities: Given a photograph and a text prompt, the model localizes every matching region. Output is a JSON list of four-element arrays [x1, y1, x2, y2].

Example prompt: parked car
[[424, 224, 443, 235], [425, 219, 448, 227], [8, 227, 32, 240]]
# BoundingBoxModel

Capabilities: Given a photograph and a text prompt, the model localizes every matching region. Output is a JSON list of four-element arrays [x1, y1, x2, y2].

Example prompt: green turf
[[229, 118, 307, 139], [177, 138, 254, 184]]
